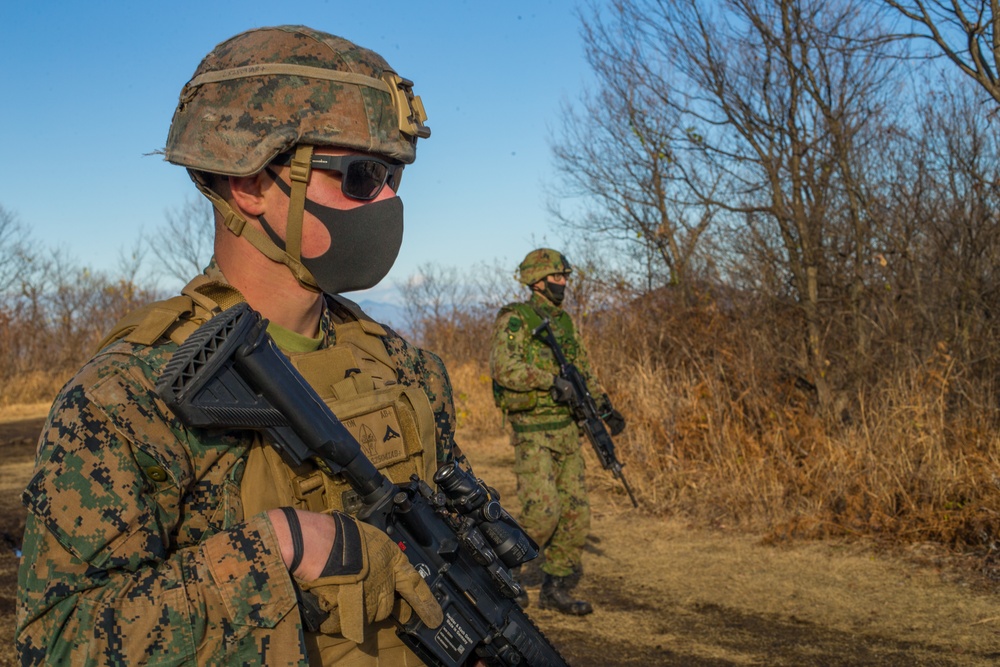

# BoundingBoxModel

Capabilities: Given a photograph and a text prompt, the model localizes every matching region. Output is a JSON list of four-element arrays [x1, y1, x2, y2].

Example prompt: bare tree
[[0, 205, 31, 294], [550, 10, 716, 293], [149, 196, 215, 284], [874, 74, 1000, 373], [572, 0, 905, 410], [883, 1, 1000, 105], [399, 263, 490, 361]]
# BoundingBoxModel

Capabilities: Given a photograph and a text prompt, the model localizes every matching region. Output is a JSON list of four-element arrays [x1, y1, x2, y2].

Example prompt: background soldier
[[16, 25, 468, 665], [489, 248, 625, 616]]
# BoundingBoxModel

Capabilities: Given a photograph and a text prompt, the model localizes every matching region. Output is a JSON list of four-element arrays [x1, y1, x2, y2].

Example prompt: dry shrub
[[0, 370, 74, 407], [0, 273, 160, 406], [776, 363, 1000, 548], [446, 361, 504, 435], [431, 279, 1000, 555]]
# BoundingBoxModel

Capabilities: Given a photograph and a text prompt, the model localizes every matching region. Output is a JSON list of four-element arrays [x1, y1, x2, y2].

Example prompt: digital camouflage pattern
[[489, 289, 601, 578], [17, 266, 463, 665], [511, 428, 590, 578], [165, 25, 428, 176], [517, 248, 573, 286], [17, 330, 303, 665], [489, 292, 600, 437]]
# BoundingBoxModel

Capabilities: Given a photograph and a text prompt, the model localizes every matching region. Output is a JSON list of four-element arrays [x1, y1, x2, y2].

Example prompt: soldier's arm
[[489, 310, 554, 392], [417, 346, 469, 469], [16, 358, 301, 665]]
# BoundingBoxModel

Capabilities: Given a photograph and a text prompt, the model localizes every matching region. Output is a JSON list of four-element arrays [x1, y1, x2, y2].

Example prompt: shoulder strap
[[503, 301, 545, 333], [326, 293, 387, 336], [94, 275, 244, 352], [325, 294, 393, 369], [93, 295, 196, 353]]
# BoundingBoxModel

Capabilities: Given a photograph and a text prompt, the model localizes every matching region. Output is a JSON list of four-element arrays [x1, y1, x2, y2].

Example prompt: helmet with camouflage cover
[[162, 25, 430, 294], [165, 24, 429, 175], [518, 248, 573, 286]]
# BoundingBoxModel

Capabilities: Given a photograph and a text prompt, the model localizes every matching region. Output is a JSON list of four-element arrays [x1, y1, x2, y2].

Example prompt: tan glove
[[296, 511, 443, 642]]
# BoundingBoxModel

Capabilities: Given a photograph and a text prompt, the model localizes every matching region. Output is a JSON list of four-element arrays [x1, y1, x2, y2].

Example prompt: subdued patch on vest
[[342, 405, 407, 468], [507, 316, 522, 333]]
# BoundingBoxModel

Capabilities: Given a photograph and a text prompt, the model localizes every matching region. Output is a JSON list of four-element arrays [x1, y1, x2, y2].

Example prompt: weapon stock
[[531, 319, 639, 508], [155, 303, 569, 667]]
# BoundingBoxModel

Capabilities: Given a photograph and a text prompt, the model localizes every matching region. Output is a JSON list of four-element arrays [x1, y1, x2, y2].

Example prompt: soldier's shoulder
[[498, 299, 530, 313], [497, 300, 533, 321], [71, 338, 178, 397], [493, 304, 521, 335], [36, 338, 180, 466]]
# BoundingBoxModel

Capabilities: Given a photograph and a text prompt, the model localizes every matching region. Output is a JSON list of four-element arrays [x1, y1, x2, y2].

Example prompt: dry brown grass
[[0, 271, 160, 407], [425, 284, 1000, 560], [0, 371, 72, 408], [446, 361, 505, 436], [0, 403, 52, 423]]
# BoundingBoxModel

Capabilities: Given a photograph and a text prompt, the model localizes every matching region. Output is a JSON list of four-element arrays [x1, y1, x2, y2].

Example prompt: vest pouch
[[316, 384, 437, 509], [493, 380, 538, 414], [241, 383, 437, 517]]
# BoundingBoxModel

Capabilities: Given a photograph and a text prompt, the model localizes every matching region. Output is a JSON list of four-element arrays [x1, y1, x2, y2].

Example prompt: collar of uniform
[[202, 256, 226, 283], [317, 298, 335, 348], [266, 320, 324, 353], [529, 290, 562, 315]]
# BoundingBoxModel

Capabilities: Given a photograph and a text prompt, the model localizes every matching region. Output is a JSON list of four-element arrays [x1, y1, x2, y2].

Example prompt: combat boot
[[539, 574, 593, 616], [516, 559, 544, 587]]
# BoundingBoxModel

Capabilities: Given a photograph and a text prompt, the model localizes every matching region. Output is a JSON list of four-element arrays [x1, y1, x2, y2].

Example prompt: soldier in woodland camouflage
[[15, 25, 476, 666], [489, 248, 625, 616]]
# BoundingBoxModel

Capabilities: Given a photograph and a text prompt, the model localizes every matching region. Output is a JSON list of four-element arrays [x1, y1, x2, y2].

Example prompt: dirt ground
[[1, 406, 999, 665]]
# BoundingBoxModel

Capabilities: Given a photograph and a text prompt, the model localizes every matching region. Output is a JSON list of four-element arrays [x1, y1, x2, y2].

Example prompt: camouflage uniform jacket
[[16, 267, 462, 666], [489, 293, 602, 449]]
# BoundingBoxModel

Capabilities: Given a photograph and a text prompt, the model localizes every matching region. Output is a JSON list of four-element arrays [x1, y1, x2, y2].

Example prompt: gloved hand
[[599, 394, 626, 436], [604, 408, 626, 436], [270, 508, 443, 642], [550, 376, 575, 404]]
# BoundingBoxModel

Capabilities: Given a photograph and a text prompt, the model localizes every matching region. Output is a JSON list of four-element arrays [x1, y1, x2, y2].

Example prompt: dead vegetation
[[404, 278, 1000, 569]]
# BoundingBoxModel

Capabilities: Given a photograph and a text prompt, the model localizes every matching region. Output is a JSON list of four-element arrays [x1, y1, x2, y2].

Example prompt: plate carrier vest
[[99, 275, 439, 519]]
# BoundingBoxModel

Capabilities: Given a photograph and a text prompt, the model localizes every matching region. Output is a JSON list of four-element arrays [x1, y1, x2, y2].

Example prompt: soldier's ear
[[229, 173, 268, 216]]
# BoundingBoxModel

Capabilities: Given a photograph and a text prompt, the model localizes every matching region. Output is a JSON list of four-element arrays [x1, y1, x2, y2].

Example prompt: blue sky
[[1, 1, 591, 302]]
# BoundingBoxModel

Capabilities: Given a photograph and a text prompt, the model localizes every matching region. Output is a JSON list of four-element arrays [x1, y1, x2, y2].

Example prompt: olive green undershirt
[[266, 321, 323, 353]]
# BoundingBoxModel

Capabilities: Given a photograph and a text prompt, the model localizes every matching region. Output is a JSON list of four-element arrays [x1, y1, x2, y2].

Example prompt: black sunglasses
[[270, 152, 403, 201]]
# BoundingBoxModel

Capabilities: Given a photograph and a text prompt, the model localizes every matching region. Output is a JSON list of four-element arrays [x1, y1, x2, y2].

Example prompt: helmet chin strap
[[190, 144, 322, 292], [283, 144, 312, 271]]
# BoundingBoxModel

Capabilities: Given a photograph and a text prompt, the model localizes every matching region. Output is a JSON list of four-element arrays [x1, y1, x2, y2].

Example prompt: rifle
[[531, 318, 638, 508], [155, 303, 569, 667]]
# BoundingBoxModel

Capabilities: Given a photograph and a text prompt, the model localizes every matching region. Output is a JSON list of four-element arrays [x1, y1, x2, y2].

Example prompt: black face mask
[[261, 170, 404, 294], [301, 196, 403, 294], [540, 278, 566, 306]]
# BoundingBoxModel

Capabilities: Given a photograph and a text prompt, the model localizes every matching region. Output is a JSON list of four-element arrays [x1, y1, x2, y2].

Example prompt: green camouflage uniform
[[16, 264, 462, 666], [489, 292, 601, 578]]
